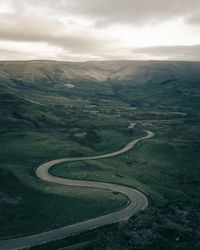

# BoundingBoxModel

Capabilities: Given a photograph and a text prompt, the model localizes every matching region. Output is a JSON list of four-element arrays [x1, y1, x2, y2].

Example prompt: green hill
[[0, 60, 199, 249]]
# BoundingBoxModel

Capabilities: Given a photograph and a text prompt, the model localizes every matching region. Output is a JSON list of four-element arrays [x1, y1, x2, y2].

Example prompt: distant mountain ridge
[[0, 60, 200, 83], [0, 59, 199, 134]]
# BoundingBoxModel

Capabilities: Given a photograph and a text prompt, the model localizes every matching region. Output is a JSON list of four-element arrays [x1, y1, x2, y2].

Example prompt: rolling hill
[[0, 60, 200, 249]]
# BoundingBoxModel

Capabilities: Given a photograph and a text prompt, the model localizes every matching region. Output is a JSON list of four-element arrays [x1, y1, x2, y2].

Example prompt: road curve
[[0, 130, 154, 250]]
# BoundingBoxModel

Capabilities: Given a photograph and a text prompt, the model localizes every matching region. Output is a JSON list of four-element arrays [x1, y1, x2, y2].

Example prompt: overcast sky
[[0, 0, 200, 61]]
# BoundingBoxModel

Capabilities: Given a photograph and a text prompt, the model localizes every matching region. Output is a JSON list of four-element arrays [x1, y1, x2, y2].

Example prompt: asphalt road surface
[[0, 130, 154, 250]]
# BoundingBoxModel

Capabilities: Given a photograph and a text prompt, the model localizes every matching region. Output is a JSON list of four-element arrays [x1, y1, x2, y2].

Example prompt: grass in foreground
[[0, 167, 128, 239]]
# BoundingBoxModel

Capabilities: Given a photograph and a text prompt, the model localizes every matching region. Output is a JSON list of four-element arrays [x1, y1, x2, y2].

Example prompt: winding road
[[0, 130, 154, 250]]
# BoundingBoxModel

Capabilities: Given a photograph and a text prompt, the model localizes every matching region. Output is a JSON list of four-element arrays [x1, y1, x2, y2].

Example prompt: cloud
[[134, 45, 200, 61], [187, 13, 200, 25], [0, 0, 200, 61], [66, 0, 200, 26], [7, 0, 200, 26], [0, 13, 113, 54], [0, 41, 65, 61]]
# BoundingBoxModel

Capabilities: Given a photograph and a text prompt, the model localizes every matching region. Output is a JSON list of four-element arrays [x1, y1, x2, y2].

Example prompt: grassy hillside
[[0, 168, 127, 239], [0, 60, 199, 249]]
